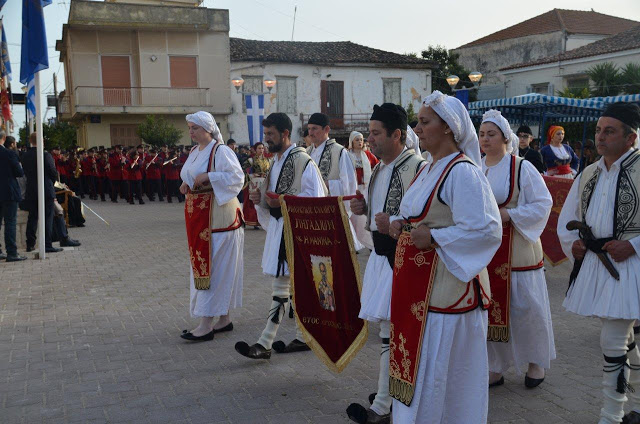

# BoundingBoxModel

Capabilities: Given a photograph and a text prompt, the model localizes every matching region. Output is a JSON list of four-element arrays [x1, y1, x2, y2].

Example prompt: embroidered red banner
[[389, 232, 438, 406], [541, 176, 574, 265], [280, 195, 368, 373], [185, 189, 213, 290], [487, 223, 513, 342]]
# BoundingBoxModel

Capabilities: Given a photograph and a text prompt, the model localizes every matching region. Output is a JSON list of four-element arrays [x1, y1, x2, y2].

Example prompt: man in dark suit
[[517, 125, 545, 173], [0, 131, 26, 262], [21, 133, 63, 253]]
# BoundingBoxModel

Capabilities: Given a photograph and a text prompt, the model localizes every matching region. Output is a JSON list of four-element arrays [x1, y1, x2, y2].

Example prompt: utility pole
[[53, 73, 59, 121], [291, 6, 297, 41]]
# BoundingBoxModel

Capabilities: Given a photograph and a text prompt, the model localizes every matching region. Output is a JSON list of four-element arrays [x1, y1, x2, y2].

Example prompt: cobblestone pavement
[[0, 199, 606, 423]]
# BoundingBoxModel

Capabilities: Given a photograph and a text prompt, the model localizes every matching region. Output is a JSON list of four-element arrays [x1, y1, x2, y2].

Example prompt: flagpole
[[35, 71, 45, 259]]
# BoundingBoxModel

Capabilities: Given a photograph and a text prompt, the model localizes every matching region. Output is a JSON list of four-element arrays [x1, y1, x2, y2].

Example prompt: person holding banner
[[479, 110, 555, 389], [387, 91, 502, 423], [242, 142, 270, 228], [347, 104, 426, 424], [179, 111, 244, 342], [540, 125, 580, 178], [558, 102, 640, 424], [235, 112, 326, 359]]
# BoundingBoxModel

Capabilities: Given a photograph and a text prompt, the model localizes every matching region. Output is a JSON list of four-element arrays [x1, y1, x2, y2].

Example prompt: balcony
[[72, 86, 211, 115]]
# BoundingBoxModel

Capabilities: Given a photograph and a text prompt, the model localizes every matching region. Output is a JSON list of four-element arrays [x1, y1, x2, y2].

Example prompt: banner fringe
[[487, 325, 510, 342], [194, 277, 210, 290], [389, 377, 414, 406]]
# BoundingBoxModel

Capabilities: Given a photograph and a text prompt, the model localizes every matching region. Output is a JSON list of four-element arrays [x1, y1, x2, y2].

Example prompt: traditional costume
[[558, 103, 640, 424], [235, 113, 326, 359], [480, 110, 556, 387], [389, 91, 502, 424], [540, 125, 580, 178], [347, 104, 425, 424], [181, 111, 245, 320], [242, 143, 270, 227], [348, 131, 379, 193]]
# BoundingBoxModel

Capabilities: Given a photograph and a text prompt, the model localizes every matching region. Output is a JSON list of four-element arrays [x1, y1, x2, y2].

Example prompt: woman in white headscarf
[[348, 131, 379, 193], [479, 110, 556, 389], [179, 111, 245, 342], [387, 91, 502, 423]]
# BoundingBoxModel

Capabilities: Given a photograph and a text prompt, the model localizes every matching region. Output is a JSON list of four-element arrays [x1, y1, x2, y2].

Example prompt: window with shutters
[[170, 56, 198, 88], [383, 78, 401, 105], [276, 76, 296, 114], [101, 56, 132, 106], [241, 75, 263, 112], [531, 83, 550, 94], [110, 124, 141, 147]]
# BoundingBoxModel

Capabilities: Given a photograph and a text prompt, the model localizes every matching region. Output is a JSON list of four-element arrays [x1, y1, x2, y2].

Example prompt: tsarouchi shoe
[[235, 341, 271, 359], [272, 339, 311, 353], [346, 403, 390, 424]]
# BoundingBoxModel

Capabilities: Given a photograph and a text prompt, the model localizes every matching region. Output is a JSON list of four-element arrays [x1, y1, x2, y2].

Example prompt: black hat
[[516, 125, 533, 136], [602, 102, 640, 130], [308, 113, 330, 128], [262, 112, 293, 134], [370, 103, 408, 132]]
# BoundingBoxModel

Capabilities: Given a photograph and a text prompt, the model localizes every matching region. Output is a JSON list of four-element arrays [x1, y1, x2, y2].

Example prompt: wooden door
[[110, 124, 140, 147], [321, 81, 344, 129], [101, 56, 131, 106]]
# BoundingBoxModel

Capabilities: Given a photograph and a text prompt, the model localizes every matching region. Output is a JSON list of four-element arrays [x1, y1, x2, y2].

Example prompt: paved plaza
[[0, 199, 608, 423]]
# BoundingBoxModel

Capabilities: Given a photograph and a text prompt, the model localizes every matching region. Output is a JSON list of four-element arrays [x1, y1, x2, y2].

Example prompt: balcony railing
[[299, 113, 370, 133], [74, 86, 210, 108]]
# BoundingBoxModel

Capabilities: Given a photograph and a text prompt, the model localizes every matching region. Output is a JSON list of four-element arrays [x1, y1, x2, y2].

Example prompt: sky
[[3, 0, 640, 134]]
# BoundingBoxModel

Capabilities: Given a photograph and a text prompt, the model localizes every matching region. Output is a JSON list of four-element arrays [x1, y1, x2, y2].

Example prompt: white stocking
[[371, 320, 392, 416], [257, 276, 290, 349], [627, 324, 640, 414]]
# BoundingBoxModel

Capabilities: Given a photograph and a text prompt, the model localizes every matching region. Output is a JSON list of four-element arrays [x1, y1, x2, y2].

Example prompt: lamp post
[[230, 78, 277, 95], [446, 71, 483, 107]]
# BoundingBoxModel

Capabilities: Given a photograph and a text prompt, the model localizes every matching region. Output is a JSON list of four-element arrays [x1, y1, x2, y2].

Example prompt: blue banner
[[20, 0, 52, 84], [245, 94, 264, 146], [26, 74, 36, 119], [455, 89, 470, 109], [1, 19, 11, 80]]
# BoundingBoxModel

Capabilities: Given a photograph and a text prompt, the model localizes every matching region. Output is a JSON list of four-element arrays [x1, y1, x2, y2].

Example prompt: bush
[[137, 115, 182, 147]]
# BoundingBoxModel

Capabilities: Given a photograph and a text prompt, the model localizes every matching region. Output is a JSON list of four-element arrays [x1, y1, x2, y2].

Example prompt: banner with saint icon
[[280, 194, 368, 373], [541, 176, 574, 265]]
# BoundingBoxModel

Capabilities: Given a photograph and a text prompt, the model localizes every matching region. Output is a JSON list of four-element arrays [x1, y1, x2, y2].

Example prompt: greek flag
[[0, 19, 10, 79], [245, 94, 264, 146], [26, 74, 36, 120], [20, 0, 52, 84]]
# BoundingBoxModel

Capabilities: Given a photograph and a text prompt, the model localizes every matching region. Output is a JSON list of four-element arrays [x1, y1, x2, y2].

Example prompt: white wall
[[565, 34, 608, 51], [228, 62, 432, 144]]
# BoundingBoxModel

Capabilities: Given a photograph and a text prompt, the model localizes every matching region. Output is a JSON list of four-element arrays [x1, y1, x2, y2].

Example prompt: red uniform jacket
[[108, 153, 123, 181], [146, 154, 161, 180]]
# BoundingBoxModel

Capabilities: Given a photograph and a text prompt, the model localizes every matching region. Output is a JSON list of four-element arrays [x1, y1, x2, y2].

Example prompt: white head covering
[[348, 131, 363, 149], [186, 111, 224, 145], [481, 109, 519, 155], [422, 90, 481, 166]]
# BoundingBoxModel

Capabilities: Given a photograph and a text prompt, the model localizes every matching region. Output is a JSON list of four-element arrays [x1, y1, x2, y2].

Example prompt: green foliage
[[137, 115, 182, 148], [556, 86, 590, 99], [420, 45, 478, 102], [620, 62, 640, 94], [18, 121, 78, 150], [406, 102, 417, 124], [586, 62, 621, 97]]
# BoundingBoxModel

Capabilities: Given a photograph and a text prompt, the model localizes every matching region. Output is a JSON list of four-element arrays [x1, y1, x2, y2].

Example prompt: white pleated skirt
[[189, 228, 244, 317], [488, 268, 556, 374], [359, 253, 392, 322]]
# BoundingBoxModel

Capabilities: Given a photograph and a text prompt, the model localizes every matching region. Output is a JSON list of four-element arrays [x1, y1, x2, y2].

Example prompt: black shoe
[[212, 322, 233, 334], [0, 253, 6, 260], [489, 376, 505, 388], [45, 247, 63, 253], [235, 341, 271, 359], [524, 374, 544, 388], [167, 199, 173, 203], [159, 197, 165, 202], [272, 339, 311, 354], [112, 199, 118, 203], [129, 201, 135, 205], [26, 245, 35, 252], [623, 411, 640, 424], [6, 255, 27, 262], [346, 403, 390, 424], [180, 329, 214, 342], [101, 198, 106, 202], [139, 200, 145, 205], [60, 238, 81, 247]]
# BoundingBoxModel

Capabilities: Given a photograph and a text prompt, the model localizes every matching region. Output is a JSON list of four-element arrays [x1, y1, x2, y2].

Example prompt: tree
[[406, 102, 417, 124], [620, 62, 640, 94], [587, 62, 621, 97], [420, 45, 479, 101], [18, 121, 78, 150], [137, 115, 182, 148], [556, 86, 590, 99]]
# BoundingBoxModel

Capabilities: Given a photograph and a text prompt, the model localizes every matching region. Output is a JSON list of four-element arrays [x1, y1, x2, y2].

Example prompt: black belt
[[371, 231, 397, 269]]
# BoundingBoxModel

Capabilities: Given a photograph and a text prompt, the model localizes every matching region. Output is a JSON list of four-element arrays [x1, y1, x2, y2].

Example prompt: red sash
[[184, 144, 218, 290], [547, 164, 572, 176], [487, 223, 513, 342]]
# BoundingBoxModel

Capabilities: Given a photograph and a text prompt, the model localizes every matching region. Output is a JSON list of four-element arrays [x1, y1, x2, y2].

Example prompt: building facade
[[57, 0, 231, 148]]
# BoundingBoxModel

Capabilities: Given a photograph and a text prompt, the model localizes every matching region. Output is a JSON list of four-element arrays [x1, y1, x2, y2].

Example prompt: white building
[[501, 25, 640, 98], [228, 39, 434, 144]]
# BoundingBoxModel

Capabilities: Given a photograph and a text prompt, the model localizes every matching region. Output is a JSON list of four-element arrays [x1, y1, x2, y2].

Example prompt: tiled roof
[[502, 24, 640, 70], [457, 9, 639, 49], [230, 38, 434, 67]]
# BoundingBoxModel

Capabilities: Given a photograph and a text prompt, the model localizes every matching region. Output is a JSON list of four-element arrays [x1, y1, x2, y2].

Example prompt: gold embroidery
[[199, 229, 210, 242], [389, 323, 401, 379], [398, 333, 411, 380], [186, 194, 194, 217], [495, 263, 509, 280], [410, 252, 431, 267], [410, 301, 425, 322], [490, 299, 504, 325]]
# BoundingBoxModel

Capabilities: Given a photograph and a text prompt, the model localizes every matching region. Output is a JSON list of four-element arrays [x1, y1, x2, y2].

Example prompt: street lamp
[[231, 78, 244, 93], [446, 75, 460, 89], [446, 71, 483, 92], [264, 79, 276, 92]]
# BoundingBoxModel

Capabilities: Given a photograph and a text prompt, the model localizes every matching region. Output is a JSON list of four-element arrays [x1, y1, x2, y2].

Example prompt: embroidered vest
[[502, 156, 544, 270], [578, 148, 640, 241], [192, 143, 244, 233], [316, 139, 345, 182], [408, 153, 491, 313], [259, 146, 319, 210], [365, 149, 425, 231]]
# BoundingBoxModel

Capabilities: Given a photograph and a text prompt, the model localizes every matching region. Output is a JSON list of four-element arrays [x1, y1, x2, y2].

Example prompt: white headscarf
[[186, 111, 224, 145], [422, 90, 481, 166], [405, 125, 424, 158], [481, 109, 519, 155], [348, 131, 363, 149]]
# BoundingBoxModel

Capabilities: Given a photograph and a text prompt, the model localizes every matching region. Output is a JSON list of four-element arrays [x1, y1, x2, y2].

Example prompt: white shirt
[[310, 138, 357, 197]]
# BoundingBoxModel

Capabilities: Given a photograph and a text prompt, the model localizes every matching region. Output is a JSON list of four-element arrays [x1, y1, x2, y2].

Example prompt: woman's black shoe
[[180, 329, 214, 342], [489, 376, 504, 388], [212, 322, 233, 334], [524, 374, 544, 388]]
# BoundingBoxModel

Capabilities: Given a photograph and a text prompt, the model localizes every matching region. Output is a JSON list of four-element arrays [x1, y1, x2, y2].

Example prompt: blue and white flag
[[0, 0, 7, 10], [26, 74, 36, 120], [245, 94, 264, 146], [0, 19, 10, 80], [20, 0, 52, 84]]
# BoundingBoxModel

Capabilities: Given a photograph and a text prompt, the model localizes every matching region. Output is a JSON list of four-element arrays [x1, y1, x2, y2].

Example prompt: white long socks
[[257, 276, 290, 349], [371, 320, 392, 416], [627, 325, 640, 415]]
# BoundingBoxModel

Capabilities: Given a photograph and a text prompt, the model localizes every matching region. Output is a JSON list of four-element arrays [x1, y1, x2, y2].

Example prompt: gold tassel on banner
[[487, 325, 510, 343], [389, 377, 415, 406], [194, 277, 210, 290]]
